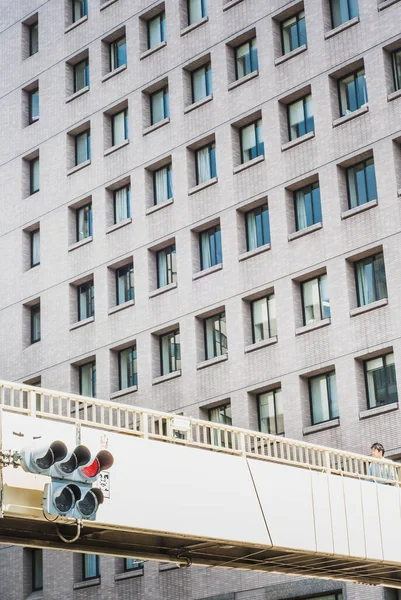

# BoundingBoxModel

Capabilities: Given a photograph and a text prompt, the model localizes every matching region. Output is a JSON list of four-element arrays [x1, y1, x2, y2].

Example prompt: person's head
[[371, 442, 385, 458]]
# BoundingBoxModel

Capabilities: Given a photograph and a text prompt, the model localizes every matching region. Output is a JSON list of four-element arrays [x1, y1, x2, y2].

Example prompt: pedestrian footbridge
[[0, 380, 401, 588]]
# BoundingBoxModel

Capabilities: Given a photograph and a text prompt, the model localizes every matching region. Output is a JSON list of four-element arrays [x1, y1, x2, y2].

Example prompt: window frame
[[195, 142, 216, 185], [147, 11, 166, 49], [245, 204, 270, 251], [330, 0, 359, 29], [74, 58, 89, 93], [354, 252, 387, 307], [239, 119, 264, 164], [111, 108, 129, 146], [115, 263, 134, 305], [32, 548, 43, 592], [204, 312, 227, 360], [250, 294, 276, 343], [124, 558, 144, 572], [392, 48, 401, 92], [257, 388, 284, 436], [281, 10, 306, 55], [156, 245, 177, 288], [234, 37, 258, 80], [29, 21, 39, 56], [287, 94, 314, 141], [364, 353, 397, 410], [118, 346, 137, 390], [109, 36, 127, 72], [191, 62, 212, 104], [77, 281, 94, 321], [345, 157, 377, 209], [30, 229, 40, 268], [75, 130, 91, 165], [79, 361, 96, 397], [187, 0, 207, 25], [160, 329, 181, 376], [301, 274, 330, 326], [150, 87, 169, 125], [113, 185, 130, 223], [209, 402, 232, 425], [294, 182, 321, 231], [309, 371, 338, 425], [338, 68, 367, 117], [28, 88, 39, 124], [82, 554, 100, 581], [199, 224, 222, 270], [153, 164, 173, 205], [30, 156, 39, 195], [31, 304, 41, 344], [76, 202, 92, 242]]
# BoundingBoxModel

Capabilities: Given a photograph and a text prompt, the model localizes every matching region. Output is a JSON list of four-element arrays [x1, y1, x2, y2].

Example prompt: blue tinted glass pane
[[160, 16, 166, 41], [298, 18, 307, 46], [209, 233, 216, 266], [251, 45, 258, 72], [311, 187, 322, 223], [290, 25, 299, 50], [365, 163, 377, 201], [255, 213, 263, 247], [118, 42, 126, 66], [262, 209, 270, 244], [167, 169, 173, 198], [210, 147, 216, 178], [205, 67, 212, 95], [355, 167, 367, 205], [347, 80, 357, 112], [215, 229, 222, 264], [349, 0, 359, 19], [163, 91, 169, 118], [304, 191, 313, 227], [356, 74, 367, 107], [364, 262, 374, 303]]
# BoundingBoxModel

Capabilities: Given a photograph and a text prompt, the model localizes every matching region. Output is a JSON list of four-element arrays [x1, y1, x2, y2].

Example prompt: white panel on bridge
[[310, 470, 334, 555], [378, 485, 401, 563], [327, 476, 349, 556], [361, 481, 383, 561]]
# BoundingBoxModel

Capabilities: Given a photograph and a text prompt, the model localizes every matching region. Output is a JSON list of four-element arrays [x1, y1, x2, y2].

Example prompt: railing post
[[240, 432, 246, 456], [29, 390, 37, 418], [142, 412, 149, 440], [324, 450, 331, 474]]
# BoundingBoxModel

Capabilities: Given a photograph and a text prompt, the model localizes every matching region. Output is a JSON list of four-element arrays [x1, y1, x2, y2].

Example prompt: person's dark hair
[[371, 442, 385, 456]]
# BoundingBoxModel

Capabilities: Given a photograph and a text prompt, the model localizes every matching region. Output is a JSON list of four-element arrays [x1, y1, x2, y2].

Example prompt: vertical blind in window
[[188, 0, 207, 25], [31, 229, 40, 267], [83, 554, 99, 580], [119, 347, 137, 389], [392, 49, 401, 92], [78, 282, 94, 320], [235, 38, 258, 79], [310, 372, 338, 425], [241, 120, 264, 163], [75, 131, 90, 165], [154, 165, 173, 204], [31, 305, 41, 343], [151, 88, 169, 124], [205, 313, 227, 359], [110, 37, 126, 71], [161, 330, 181, 375], [80, 362, 96, 397], [365, 353, 397, 409], [116, 264, 134, 304], [30, 157, 39, 194], [302, 275, 330, 326], [295, 183, 321, 230], [246, 205, 270, 251], [196, 144, 216, 184], [114, 186, 130, 223], [281, 11, 306, 55], [77, 204, 92, 241], [112, 110, 128, 145], [148, 12, 166, 49], [74, 59, 89, 92], [258, 389, 284, 436], [347, 158, 377, 208], [192, 63, 212, 103], [200, 226, 222, 270], [251, 295, 277, 343], [355, 253, 387, 306], [288, 95, 314, 140]]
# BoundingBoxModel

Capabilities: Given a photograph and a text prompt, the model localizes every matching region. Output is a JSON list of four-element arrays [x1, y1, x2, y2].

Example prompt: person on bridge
[[369, 442, 396, 483]]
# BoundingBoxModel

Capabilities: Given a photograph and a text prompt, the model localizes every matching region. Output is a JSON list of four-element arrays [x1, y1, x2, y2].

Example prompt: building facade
[[1, 0, 401, 598]]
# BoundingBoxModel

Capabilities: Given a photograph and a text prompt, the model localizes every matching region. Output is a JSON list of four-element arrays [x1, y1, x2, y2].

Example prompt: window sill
[[104, 139, 130, 156], [303, 418, 340, 436], [146, 198, 174, 215], [228, 70, 259, 91], [333, 104, 369, 127], [223, 0, 244, 10], [360, 402, 398, 420], [281, 131, 315, 152], [67, 160, 91, 176], [100, 0, 119, 10], [68, 236, 93, 252], [378, 0, 401, 10], [350, 298, 388, 317], [244, 336, 278, 353], [66, 86, 90, 103], [110, 385, 138, 400], [324, 16, 360, 39], [239, 244, 271, 262], [149, 281, 177, 298], [108, 299, 135, 315], [184, 94, 213, 114], [115, 569, 144, 581], [341, 199, 378, 220], [73, 578, 100, 590], [65, 15, 88, 34], [197, 354, 228, 370], [106, 217, 132, 234], [102, 64, 127, 83], [296, 318, 331, 336], [388, 89, 401, 102], [233, 154, 265, 174], [288, 222, 322, 241], [275, 45, 307, 66], [152, 370, 182, 385], [140, 41, 167, 60], [188, 177, 218, 195], [180, 16, 208, 37], [70, 316, 94, 330], [143, 117, 170, 136], [193, 263, 223, 280]]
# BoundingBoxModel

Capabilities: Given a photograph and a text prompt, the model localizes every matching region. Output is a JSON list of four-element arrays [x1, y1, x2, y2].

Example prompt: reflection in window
[[365, 353, 397, 409], [235, 38, 258, 80], [160, 330, 181, 375], [157, 245, 176, 287], [240, 120, 264, 163], [288, 95, 314, 140], [310, 372, 338, 425], [294, 183, 321, 230], [281, 11, 306, 55], [339, 69, 367, 116], [200, 225, 222, 270], [258, 389, 284, 435], [346, 158, 377, 209], [302, 274, 330, 326], [245, 204, 270, 251], [204, 313, 227, 359], [251, 295, 277, 343], [355, 253, 387, 307]]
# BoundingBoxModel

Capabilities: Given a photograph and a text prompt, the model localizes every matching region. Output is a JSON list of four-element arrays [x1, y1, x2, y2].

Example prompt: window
[[77, 281, 94, 320], [114, 185, 130, 223], [338, 69, 367, 116], [346, 158, 377, 208], [355, 252, 387, 307], [153, 165, 173, 205], [258, 389, 284, 435], [392, 49, 401, 92], [118, 347, 137, 389], [83, 554, 99, 580], [200, 225, 222, 270], [294, 182, 322, 230], [32, 549, 43, 592], [76, 203, 92, 241], [31, 304, 41, 344], [240, 120, 264, 163], [235, 38, 258, 80], [112, 109, 128, 146], [116, 263, 134, 305], [251, 295, 277, 343], [74, 58, 89, 92], [245, 204, 270, 251], [157, 245, 177, 287], [29, 21, 39, 56], [148, 12, 166, 49], [195, 143, 216, 184], [281, 11, 306, 55], [124, 558, 144, 571], [188, 0, 207, 25], [28, 88, 39, 123], [302, 274, 330, 326], [79, 362, 96, 397], [30, 156, 39, 194], [192, 63, 212, 103], [288, 94, 314, 140], [309, 371, 338, 425], [75, 130, 90, 165], [365, 353, 397, 409], [151, 87, 169, 124], [30, 229, 40, 267], [72, 0, 87, 22], [110, 36, 127, 71], [160, 330, 181, 375], [330, 0, 358, 28], [204, 313, 227, 359], [209, 403, 232, 425]]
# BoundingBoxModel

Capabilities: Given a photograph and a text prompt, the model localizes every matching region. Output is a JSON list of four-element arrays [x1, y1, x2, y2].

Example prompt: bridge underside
[[1, 516, 401, 589]]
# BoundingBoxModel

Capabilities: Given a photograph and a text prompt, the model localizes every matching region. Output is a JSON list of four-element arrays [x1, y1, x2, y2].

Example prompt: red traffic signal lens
[[82, 458, 100, 478]]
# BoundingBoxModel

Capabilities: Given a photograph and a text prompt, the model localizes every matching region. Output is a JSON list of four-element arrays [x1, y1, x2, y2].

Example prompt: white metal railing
[[0, 380, 399, 485]]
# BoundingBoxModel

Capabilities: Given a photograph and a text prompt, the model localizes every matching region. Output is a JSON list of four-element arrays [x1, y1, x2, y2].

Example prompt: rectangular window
[[118, 347, 137, 389], [392, 49, 401, 92], [195, 143, 216, 185], [235, 38, 258, 80], [288, 94, 314, 140], [245, 204, 270, 251], [74, 58, 89, 92], [339, 69, 367, 116], [240, 120, 264, 163], [209, 403, 232, 425], [148, 12, 166, 49], [32, 549, 43, 592], [258, 389, 284, 435], [30, 157, 39, 194], [294, 182, 322, 230], [29, 22, 39, 56], [330, 0, 359, 28], [191, 63, 212, 103], [114, 185, 130, 223], [355, 252, 387, 307], [76, 203, 92, 241], [204, 312, 227, 360], [79, 362, 96, 397], [188, 0, 207, 25], [73, 0, 87, 22], [365, 353, 397, 409], [302, 274, 330, 326], [116, 263, 134, 305], [160, 330, 181, 375], [124, 558, 144, 571], [153, 165, 173, 205], [83, 554, 99, 580], [30, 229, 40, 267], [281, 11, 306, 55], [200, 225, 222, 270], [75, 130, 90, 165], [346, 158, 377, 209], [29, 88, 39, 123], [157, 245, 177, 287], [150, 87, 169, 124], [251, 295, 277, 343], [77, 281, 94, 320], [31, 304, 41, 344], [110, 36, 127, 71], [112, 109, 128, 146], [310, 372, 338, 425]]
